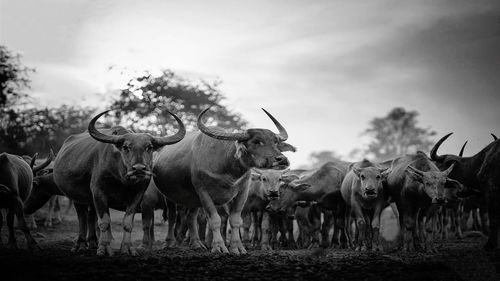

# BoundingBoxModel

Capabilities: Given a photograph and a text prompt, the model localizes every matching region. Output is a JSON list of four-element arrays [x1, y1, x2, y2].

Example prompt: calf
[[268, 161, 350, 248], [341, 159, 390, 251]]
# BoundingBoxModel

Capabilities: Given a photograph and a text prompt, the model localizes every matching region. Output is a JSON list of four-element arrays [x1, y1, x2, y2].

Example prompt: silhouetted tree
[[308, 150, 343, 168], [0, 45, 34, 108], [109, 70, 247, 134], [362, 107, 436, 161]]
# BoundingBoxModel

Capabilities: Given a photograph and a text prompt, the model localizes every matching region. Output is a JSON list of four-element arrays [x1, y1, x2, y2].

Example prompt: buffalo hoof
[[44, 220, 53, 227], [96, 244, 114, 256], [71, 240, 88, 253], [372, 243, 383, 252], [260, 243, 273, 251], [164, 238, 177, 249], [120, 243, 138, 256], [211, 240, 229, 254], [230, 241, 247, 255], [87, 239, 98, 250], [308, 242, 320, 250], [190, 240, 207, 251], [137, 243, 153, 252]]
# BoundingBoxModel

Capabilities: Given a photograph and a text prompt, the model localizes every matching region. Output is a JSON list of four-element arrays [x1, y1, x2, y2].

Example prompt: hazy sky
[[1, 0, 499, 167]]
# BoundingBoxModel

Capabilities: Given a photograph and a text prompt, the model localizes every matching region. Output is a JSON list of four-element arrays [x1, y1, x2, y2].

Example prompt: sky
[[1, 0, 499, 168]]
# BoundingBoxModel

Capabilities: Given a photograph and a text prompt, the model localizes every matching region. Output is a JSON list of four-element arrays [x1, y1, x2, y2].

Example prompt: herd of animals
[[0, 107, 499, 257]]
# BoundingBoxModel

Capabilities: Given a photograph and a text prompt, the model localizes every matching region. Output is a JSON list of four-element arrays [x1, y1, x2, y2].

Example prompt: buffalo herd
[[1, 108, 499, 257]]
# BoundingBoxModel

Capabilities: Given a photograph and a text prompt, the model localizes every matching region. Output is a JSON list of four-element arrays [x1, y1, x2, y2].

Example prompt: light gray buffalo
[[241, 168, 291, 250], [385, 151, 462, 252], [53, 109, 185, 256], [341, 159, 390, 251], [153, 107, 295, 254]]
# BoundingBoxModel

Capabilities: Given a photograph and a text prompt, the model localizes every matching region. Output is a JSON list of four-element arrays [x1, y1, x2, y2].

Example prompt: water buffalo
[[0, 152, 51, 250], [153, 107, 295, 254], [53, 109, 185, 256], [240, 168, 290, 250], [266, 161, 350, 248], [385, 152, 462, 252], [341, 159, 390, 251], [430, 133, 500, 250]]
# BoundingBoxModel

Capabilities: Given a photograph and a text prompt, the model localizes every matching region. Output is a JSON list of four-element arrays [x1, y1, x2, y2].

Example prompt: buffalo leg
[[422, 205, 439, 253], [241, 213, 251, 247], [87, 206, 98, 249], [92, 190, 114, 256], [120, 192, 143, 256], [260, 212, 272, 250], [371, 203, 384, 251], [141, 204, 155, 250], [6, 209, 17, 249], [165, 200, 177, 248], [485, 193, 499, 250], [12, 196, 38, 250], [479, 205, 489, 236], [45, 196, 56, 227], [187, 207, 206, 250], [321, 211, 333, 248], [227, 185, 249, 255], [72, 203, 89, 252]]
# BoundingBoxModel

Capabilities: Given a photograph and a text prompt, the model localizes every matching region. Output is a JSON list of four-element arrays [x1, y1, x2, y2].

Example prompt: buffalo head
[[405, 164, 461, 204], [250, 168, 290, 200], [353, 166, 390, 200], [197, 107, 295, 170], [265, 173, 308, 213], [88, 109, 186, 182]]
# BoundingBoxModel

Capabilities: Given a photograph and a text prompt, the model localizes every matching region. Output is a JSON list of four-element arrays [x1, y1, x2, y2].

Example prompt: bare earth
[[1, 207, 499, 281]]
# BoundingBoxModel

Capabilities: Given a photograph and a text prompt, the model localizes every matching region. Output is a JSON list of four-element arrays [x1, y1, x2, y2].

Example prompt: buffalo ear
[[278, 142, 297, 153], [291, 183, 311, 191], [405, 167, 423, 182], [445, 178, 462, 190], [281, 174, 300, 183], [234, 142, 247, 159], [380, 168, 392, 178], [251, 170, 262, 181], [352, 167, 362, 177]]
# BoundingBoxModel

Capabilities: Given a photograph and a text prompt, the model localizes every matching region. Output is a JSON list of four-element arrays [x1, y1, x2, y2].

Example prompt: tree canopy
[[108, 70, 247, 135], [362, 107, 436, 161]]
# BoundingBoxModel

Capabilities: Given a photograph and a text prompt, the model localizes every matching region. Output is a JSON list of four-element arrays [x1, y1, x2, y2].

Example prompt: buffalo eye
[[122, 145, 131, 152], [360, 174, 365, 180], [145, 144, 154, 152], [262, 177, 267, 182], [376, 175, 381, 180]]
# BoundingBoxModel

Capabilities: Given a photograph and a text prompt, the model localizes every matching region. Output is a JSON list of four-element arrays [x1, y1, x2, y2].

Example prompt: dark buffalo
[[267, 161, 350, 248], [430, 132, 500, 250], [385, 151, 462, 252], [53, 109, 185, 256], [153, 108, 295, 254], [0, 151, 51, 250]]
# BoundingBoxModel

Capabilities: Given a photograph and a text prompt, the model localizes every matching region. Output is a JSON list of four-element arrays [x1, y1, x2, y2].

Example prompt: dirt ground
[[1, 205, 500, 281]]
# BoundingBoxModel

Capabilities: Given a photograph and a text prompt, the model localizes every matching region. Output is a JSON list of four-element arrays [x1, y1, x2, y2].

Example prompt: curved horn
[[88, 110, 124, 144], [492, 133, 498, 141], [29, 153, 38, 169], [151, 110, 186, 146], [197, 107, 250, 141], [430, 133, 453, 161], [32, 149, 54, 174], [261, 108, 288, 141], [459, 141, 467, 157]]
